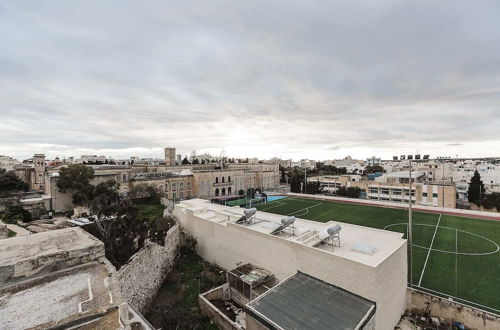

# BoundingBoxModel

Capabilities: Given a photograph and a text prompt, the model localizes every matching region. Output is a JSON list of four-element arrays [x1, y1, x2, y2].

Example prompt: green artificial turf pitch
[[255, 197, 500, 313]]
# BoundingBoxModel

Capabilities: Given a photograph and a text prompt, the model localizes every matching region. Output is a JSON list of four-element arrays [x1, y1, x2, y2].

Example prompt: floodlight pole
[[408, 160, 413, 288], [304, 167, 307, 194]]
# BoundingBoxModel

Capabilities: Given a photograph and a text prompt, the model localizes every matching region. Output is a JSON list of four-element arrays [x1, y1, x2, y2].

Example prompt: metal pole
[[304, 167, 307, 194], [408, 160, 413, 287], [455, 228, 458, 298]]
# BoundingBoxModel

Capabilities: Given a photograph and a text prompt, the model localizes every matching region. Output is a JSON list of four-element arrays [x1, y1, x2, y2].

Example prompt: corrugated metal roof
[[246, 272, 375, 330]]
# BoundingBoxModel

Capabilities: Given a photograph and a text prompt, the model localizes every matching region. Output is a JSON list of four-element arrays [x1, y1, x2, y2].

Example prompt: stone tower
[[33, 154, 46, 192], [164, 147, 176, 166]]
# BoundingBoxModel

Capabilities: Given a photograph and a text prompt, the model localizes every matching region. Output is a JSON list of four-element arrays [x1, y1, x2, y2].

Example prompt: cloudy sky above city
[[1, 0, 499, 161]]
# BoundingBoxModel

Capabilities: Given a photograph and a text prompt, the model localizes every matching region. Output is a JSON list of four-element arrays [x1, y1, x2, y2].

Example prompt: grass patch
[[256, 197, 500, 313], [135, 203, 165, 222], [7, 229, 16, 237], [146, 246, 225, 329]]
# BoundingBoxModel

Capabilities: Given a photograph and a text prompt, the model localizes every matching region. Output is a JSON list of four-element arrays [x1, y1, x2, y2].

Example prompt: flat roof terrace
[[176, 199, 405, 268], [0, 227, 104, 285], [246, 272, 376, 330]]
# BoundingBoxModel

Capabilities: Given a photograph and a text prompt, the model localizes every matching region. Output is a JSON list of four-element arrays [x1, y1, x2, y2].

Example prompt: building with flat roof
[[174, 198, 407, 330], [246, 271, 376, 330], [0, 228, 128, 329]]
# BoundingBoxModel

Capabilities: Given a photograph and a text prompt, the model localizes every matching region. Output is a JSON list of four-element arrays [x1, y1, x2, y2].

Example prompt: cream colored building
[[174, 199, 407, 330]]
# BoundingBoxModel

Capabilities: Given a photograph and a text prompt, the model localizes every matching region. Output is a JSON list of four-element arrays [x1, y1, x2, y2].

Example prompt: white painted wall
[[174, 206, 407, 330]]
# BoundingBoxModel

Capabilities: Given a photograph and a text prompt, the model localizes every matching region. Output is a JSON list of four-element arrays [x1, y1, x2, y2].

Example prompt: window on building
[[433, 193, 438, 198], [216, 177, 219, 184], [423, 193, 427, 197], [222, 177, 225, 183]]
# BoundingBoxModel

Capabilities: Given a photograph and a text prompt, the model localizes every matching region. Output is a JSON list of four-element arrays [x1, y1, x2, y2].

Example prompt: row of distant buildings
[[3, 148, 281, 213], [303, 156, 500, 209]]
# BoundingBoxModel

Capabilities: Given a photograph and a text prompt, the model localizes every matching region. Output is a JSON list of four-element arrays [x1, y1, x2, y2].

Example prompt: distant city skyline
[[1, 1, 499, 161]]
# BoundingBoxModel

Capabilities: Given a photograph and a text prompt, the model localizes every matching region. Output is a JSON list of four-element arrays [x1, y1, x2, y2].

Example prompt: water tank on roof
[[244, 208, 257, 218], [327, 224, 342, 236], [281, 216, 295, 226]]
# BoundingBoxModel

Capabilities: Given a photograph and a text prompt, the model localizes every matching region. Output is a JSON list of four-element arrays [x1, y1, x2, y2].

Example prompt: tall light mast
[[408, 160, 413, 287]]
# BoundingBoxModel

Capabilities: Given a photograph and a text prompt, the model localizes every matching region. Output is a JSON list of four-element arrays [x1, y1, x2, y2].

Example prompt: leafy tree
[[192, 158, 200, 164], [346, 187, 361, 198], [305, 181, 324, 194], [289, 168, 303, 193], [1, 205, 32, 224], [336, 186, 347, 197], [468, 170, 485, 205], [182, 157, 190, 165], [0, 169, 28, 196], [85, 200, 173, 269], [238, 189, 244, 196], [482, 193, 500, 211], [336, 186, 361, 198], [57, 164, 95, 205], [364, 165, 384, 175]]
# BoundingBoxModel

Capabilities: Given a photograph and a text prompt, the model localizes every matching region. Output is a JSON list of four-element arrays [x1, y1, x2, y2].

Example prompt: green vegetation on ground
[[256, 197, 500, 313], [146, 243, 224, 330]]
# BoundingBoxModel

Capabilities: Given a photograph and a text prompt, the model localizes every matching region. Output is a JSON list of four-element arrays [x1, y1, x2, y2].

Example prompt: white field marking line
[[418, 215, 441, 286], [287, 203, 323, 217], [384, 222, 500, 256], [78, 277, 94, 313], [258, 201, 287, 211]]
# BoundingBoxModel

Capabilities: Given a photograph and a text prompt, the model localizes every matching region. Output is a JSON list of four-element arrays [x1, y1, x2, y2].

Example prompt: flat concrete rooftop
[[0, 227, 104, 285], [177, 199, 405, 267], [0, 227, 103, 265], [0, 261, 121, 330]]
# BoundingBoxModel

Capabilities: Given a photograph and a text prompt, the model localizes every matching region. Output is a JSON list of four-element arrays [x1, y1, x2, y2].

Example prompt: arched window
[[228, 176, 231, 182], [122, 173, 127, 182], [215, 188, 220, 196], [228, 187, 232, 195], [215, 177, 219, 184], [222, 177, 225, 183], [222, 188, 226, 195]]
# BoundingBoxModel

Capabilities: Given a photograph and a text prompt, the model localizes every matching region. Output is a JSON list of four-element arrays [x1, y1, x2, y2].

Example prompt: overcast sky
[[1, 1, 499, 161]]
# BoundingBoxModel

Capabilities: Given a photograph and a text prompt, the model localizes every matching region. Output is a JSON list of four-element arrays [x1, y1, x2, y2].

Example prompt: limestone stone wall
[[174, 207, 407, 330], [118, 223, 180, 313], [199, 285, 243, 330], [407, 288, 500, 330]]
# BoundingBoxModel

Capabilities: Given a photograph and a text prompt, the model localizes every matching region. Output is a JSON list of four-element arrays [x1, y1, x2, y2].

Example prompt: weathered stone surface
[[0, 227, 104, 285], [407, 289, 500, 330], [118, 223, 180, 313]]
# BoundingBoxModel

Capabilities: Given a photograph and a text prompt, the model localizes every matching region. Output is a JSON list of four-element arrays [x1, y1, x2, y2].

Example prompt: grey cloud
[[1, 0, 500, 160]]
